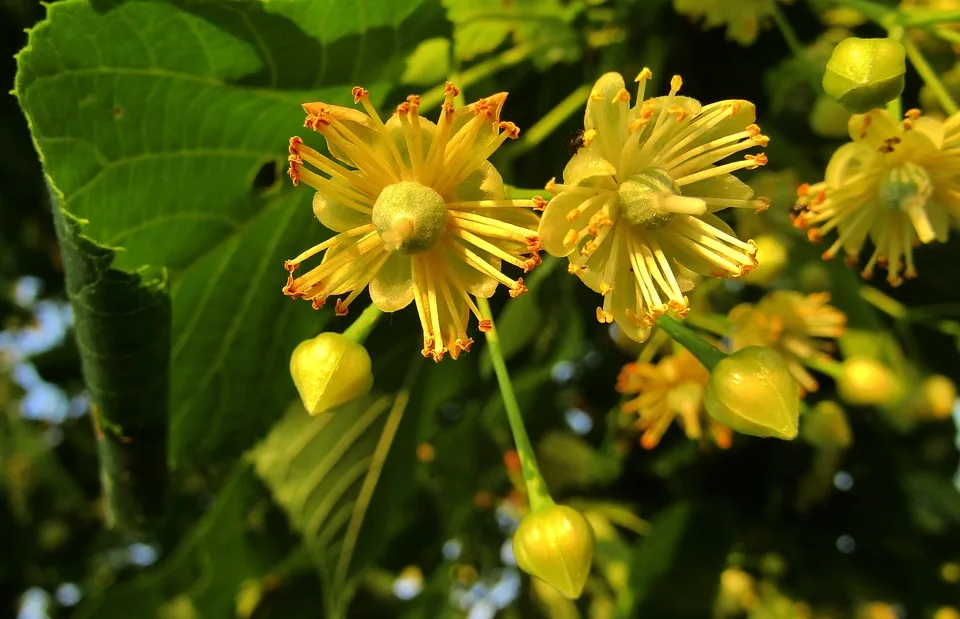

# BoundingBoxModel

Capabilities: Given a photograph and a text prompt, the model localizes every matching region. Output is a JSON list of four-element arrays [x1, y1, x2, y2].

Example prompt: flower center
[[878, 162, 933, 212], [372, 181, 447, 253], [617, 168, 702, 229]]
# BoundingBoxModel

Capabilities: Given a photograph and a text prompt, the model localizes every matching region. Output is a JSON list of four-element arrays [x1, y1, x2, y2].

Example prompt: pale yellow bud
[[934, 608, 960, 619], [289, 333, 374, 415], [918, 375, 957, 420], [743, 234, 787, 286], [837, 357, 901, 406], [513, 504, 595, 599], [703, 347, 800, 440]]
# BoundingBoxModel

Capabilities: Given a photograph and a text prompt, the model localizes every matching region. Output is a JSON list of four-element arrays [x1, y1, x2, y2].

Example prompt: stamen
[[674, 153, 767, 186]]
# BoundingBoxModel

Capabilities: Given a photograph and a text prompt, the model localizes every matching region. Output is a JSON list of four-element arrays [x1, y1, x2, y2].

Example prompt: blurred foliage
[[2, 0, 960, 618]]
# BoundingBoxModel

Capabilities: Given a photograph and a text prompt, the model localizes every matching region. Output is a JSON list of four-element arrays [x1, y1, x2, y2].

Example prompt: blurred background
[[2, 0, 960, 618]]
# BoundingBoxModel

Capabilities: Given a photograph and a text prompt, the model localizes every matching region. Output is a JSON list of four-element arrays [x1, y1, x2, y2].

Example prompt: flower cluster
[[284, 83, 543, 361], [539, 69, 768, 343], [794, 108, 960, 285], [729, 291, 846, 394], [617, 348, 733, 449]]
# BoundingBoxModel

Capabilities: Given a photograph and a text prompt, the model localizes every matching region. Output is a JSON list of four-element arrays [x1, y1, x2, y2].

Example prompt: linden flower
[[672, 0, 788, 45], [284, 83, 543, 361], [539, 70, 769, 343], [616, 349, 732, 449], [794, 108, 960, 285], [729, 291, 846, 394]]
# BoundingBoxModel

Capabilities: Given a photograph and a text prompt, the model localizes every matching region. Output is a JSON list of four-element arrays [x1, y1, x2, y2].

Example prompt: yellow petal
[[312, 190, 370, 233], [369, 251, 414, 312]]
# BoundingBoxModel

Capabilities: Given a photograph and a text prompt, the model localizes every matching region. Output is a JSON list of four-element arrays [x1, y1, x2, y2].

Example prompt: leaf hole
[[253, 160, 281, 195]]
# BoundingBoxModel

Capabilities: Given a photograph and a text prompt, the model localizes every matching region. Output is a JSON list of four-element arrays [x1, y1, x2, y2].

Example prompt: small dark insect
[[564, 129, 586, 156]]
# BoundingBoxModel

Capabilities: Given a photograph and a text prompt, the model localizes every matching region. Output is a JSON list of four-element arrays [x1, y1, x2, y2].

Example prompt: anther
[[582, 129, 597, 145], [532, 195, 548, 211], [670, 75, 682, 91], [351, 87, 369, 103], [444, 82, 460, 97], [545, 178, 559, 194], [667, 104, 686, 121], [634, 67, 653, 82], [311, 298, 325, 310], [563, 229, 579, 247], [755, 197, 771, 213], [478, 320, 492, 333], [335, 299, 349, 316], [745, 153, 767, 168], [596, 307, 614, 323], [498, 122, 520, 138], [614, 88, 631, 103], [509, 280, 527, 298]]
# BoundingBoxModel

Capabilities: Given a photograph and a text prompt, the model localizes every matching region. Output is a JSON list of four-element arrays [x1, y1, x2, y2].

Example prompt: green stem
[[860, 285, 908, 320], [804, 355, 843, 379], [830, 0, 896, 25], [903, 9, 960, 26], [904, 38, 959, 114], [771, 5, 821, 91], [655, 315, 728, 370], [342, 304, 382, 343], [886, 25, 904, 119], [505, 84, 591, 159], [932, 26, 960, 45], [477, 296, 554, 513], [420, 44, 535, 111]]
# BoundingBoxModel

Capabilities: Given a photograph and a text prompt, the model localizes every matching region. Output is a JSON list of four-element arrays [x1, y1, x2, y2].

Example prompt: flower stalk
[[478, 296, 555, 513], [342, 303, 383, 343], [655, 315, 727, 370]]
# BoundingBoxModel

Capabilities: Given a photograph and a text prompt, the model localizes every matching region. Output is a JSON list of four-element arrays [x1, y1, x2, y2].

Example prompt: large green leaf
[[250, 390, 420, 618], [15, 0, 436, 526]]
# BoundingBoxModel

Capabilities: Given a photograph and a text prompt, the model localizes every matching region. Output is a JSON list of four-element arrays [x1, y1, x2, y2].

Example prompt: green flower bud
[[289, 332, 373, 415], [513, 504, 595, 599], [809, 94, 852, 139], [703, 347, 799, 440], [837, 357, 901, 406], [822, 37, 906, 114], [801, 401, 852, 450]]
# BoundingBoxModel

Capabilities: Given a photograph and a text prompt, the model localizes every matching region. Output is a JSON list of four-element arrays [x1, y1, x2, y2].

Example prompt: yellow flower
[[617, 348, 732, 449], [284, 84, 543, 361], [729, 291, 846, 394], [672, 0, 784, 45], [539, 70, 768, 343], [794, 108, 960, 286]]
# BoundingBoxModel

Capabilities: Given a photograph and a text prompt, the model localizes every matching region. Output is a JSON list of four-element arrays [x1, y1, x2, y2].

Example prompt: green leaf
[[75, 467, 290, 619], [15, 0, 438, 520], [250, 390, 418, 618], [620, 501, 734, 618]]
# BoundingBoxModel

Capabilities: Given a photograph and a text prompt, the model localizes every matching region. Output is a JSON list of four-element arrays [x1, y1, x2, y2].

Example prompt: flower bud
[[837, 357, 901, 406], [743, 234, 787, 286], [822, 37, 906, 114], [917, 375, 957, 420], [512, 504, 595, 599], [703, 347, 800, 440], [809, 94, 851, 139], [289, 332, 373, 415], [934, 607, 960, 619], [801, 401, 852, 450]]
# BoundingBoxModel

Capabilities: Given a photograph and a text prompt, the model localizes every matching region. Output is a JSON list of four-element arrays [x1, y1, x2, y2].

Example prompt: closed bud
[[743, 234, 787, 286], [512, 504, 595, 599], [703, 347, 800, 440], [917, 375, 957, 420], [801, 401, 852, 450], [837, 357, 901, 406], [809, 94, 851, 138], [934, 607, 960, 619], [289, 332, 373, 415], [822, 37, 906, 114]]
